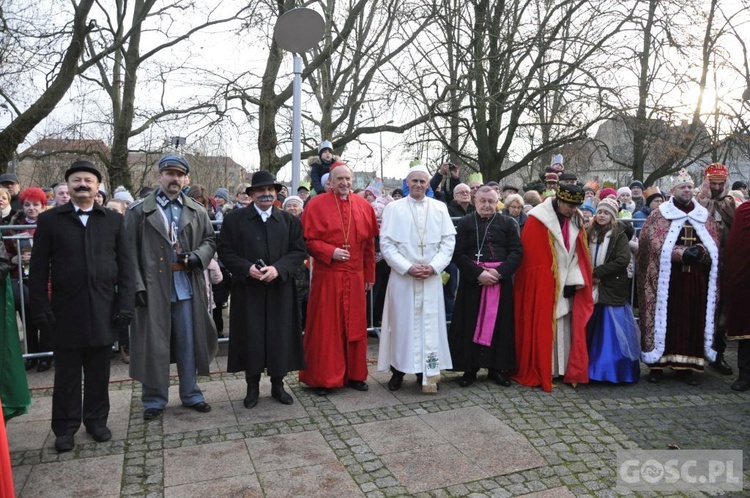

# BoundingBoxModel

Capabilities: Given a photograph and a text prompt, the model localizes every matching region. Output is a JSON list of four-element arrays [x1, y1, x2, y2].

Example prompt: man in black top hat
[[125, 154, 217, 421], [218, 170, 307, 408], [29, 160, 135, 453]]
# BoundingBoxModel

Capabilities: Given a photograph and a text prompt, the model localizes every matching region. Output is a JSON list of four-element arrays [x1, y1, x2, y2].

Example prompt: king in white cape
[[378, 194, 456, 392]]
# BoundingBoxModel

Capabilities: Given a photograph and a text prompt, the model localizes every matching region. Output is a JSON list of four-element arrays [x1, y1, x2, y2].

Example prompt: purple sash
[[472, 261, 503, 346]]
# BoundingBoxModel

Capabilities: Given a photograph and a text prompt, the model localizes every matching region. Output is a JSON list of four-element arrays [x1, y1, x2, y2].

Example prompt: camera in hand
[[254, 259, 266, 270], [448, 163, 457, 171]]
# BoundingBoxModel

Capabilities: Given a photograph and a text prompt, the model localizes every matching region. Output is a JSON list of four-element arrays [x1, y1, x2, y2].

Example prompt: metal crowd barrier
[[2, 215, 644, 360]]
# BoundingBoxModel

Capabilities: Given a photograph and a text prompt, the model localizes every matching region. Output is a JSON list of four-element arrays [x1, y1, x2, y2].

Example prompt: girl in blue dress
[[586, 198, 640, 383]]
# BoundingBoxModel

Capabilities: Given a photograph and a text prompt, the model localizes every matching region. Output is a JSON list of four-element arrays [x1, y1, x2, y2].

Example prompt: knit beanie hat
[[617, 186, 632, 198], [214, 188, 230, 202], [597, 197, 619, 218]]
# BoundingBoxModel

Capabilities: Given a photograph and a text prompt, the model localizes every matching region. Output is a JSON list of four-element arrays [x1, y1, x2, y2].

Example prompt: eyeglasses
[[470, 186, 482, 191]]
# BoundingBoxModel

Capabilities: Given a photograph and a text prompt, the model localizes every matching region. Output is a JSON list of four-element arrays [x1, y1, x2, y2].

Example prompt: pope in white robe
[[378, 166, 456, 392]]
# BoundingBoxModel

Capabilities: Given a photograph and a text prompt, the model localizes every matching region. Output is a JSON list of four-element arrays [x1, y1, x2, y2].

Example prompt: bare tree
[[394, 0, 636, 182], [224, 0, 439, 176], [0, 0, 98, 169], [81, 0, 255, 189]]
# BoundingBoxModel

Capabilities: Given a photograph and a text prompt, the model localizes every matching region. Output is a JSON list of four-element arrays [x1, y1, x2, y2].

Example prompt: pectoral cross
[[418, 241, 426, 256], [343, 244, 350, 250], [682, 224, 696, 273], [474, 251, 483, 261]]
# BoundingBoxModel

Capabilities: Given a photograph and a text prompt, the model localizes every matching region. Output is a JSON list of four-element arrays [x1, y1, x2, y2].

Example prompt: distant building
[[18, 138, 111, 188], [17, 138, 249, 194]]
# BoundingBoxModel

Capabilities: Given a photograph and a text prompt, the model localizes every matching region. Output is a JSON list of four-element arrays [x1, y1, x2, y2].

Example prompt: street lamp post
[[274, 9, 325, 194]]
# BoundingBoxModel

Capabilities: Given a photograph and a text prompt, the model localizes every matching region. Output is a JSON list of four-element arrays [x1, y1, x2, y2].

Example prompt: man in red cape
[[300, 162, 379, 394], [725, 199, 750, 391], [514, 184, 594, 392]]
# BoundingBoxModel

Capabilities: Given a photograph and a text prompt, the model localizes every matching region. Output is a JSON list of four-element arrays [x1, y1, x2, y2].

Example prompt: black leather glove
[[34, 311, 56, 329], [563, 285, 576, 298], [113, 309, 134, 327], [681, 245, 705, 265], [135, 291, 148, 308], [186, 253, 201, 270]]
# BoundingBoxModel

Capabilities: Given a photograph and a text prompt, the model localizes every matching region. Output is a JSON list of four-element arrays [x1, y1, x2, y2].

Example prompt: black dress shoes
[[24, 359, 37, 370], [37, 360, 52, 372], [709, 355, 733, 376], [271, 384, 294, 405], [487, 371, 512, 387], [143, 408, 163, 420], [347, 380, 369, 391], [86, 426, 112, 442], [387, 373, 404, 391], [458, 373, 476, 387], [677, 370, 700, 386], [188, 401, 212, 413], [315, 388, 329, 396], [647, 370, 663, 383], [731, 378, 750, 392], [55, 434, 75, 453], [244, 384, 260, 409]]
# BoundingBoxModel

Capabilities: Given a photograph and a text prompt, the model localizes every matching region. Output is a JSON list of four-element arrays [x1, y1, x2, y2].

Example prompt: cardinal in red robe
[[513, 185, 594, 392], [725, 200, 750, 391], [299, 163, 379, 393]]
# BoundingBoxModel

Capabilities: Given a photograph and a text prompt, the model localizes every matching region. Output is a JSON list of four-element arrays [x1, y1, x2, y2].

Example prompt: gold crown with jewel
[[556, 184, 584, 205], [671, 168, 694, 188]]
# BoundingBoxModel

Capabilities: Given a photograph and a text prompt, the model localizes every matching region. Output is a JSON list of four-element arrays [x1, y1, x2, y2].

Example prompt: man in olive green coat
[[125, 155, 218, 420]]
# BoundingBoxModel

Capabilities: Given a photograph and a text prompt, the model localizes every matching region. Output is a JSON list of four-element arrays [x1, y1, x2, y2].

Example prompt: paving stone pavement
[[7, 339, 749, 497]]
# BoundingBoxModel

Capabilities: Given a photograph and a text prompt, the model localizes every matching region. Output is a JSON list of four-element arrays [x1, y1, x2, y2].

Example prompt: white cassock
[[378, 195, 456, 389]]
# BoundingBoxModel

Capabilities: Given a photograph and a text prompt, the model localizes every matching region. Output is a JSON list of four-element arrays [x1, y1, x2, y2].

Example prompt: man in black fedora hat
[[218, 170, 307, 408], [30, 160, 135, 452]]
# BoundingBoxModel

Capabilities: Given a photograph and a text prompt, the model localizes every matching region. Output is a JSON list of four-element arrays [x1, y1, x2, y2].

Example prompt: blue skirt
[[587, 304, 640, 383]]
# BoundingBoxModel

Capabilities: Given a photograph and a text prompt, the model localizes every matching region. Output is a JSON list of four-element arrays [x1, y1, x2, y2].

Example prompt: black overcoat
[[217, 204, 307, 376], [29, 202, 135, 349], [448, 213, 522, 371]]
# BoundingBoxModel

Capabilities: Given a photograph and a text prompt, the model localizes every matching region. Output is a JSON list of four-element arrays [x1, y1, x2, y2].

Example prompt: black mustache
[[257, 195, 274, 202], [169, 181, 181, 187], [73, 186, 91, 192]]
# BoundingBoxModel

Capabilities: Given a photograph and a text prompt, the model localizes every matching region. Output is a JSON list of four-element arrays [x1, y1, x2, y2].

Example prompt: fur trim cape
[[636, 198, 720, 364]]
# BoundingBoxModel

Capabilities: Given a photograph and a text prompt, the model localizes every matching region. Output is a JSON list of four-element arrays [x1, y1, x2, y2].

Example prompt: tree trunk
[[0, 0, 96, 170]]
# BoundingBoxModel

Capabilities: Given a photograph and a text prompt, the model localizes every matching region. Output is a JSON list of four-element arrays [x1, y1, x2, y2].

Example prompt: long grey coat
[[125, 191, 218, 389]]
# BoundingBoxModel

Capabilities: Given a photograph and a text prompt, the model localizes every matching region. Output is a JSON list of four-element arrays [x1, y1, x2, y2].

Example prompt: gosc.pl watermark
[[617, 450, 743, 492]]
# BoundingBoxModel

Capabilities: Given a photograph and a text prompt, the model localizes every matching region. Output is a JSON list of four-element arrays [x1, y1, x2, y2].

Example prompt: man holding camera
[[218, 171, 307, 408], [125, 155, 218, 420], [430, 162, 461, 204]]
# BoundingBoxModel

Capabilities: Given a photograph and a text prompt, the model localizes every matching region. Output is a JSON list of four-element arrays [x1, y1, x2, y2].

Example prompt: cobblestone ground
[[8, 340, 749, 497]]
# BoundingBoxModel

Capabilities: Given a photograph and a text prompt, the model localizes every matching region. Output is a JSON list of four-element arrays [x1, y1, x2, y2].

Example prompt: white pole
[[291, 54, 302, 194]]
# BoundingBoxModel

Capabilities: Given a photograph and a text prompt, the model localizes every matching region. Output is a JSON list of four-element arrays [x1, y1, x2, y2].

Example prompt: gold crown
[[556, 185, 584, 205], [671, 168, 694, 188]]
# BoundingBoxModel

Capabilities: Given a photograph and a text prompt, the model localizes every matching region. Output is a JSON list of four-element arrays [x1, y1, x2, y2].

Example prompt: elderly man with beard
[[218, 170, 306, 408], [638, 169, 720, 385], [378, 165, 456, 393], [30, 161, 134, 452], [514, 184, 594, 392], [448, 186, 522, 387], [125, 155, 217, 420], [695, 163, 736, 375]]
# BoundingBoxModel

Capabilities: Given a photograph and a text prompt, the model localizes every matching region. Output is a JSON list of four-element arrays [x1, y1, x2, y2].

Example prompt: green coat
[[125, 191, 218, 389]]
